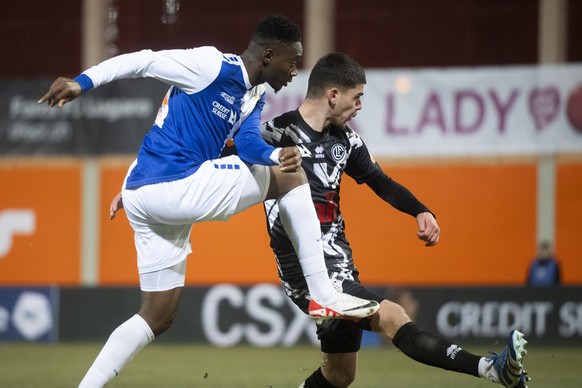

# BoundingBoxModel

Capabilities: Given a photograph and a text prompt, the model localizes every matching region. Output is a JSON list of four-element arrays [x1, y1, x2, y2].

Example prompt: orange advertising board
[[0, 161, 81, 285], [2, 158, 581, 287], [98, 158, 582, 286], [556, 163, 582, 284], [98, 163, 137, 285], [341, 162, 538, 286]]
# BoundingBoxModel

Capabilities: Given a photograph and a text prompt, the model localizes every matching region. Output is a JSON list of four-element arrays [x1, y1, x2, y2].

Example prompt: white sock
[[478, 357, 499, 382], [277, 184, 336, 304], [79, 314, 155, 388]]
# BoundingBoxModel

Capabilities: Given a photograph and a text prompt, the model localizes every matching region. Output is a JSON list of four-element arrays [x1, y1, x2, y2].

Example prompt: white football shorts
[[121, 155, 270, 290]]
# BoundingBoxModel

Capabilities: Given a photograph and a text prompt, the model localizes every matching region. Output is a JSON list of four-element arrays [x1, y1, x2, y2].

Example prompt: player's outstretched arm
[[38, 77, 82, 108], [416, 212, 440, 247]]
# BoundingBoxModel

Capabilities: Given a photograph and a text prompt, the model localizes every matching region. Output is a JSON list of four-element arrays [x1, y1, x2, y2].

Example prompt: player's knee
[[374, 300, 411, 339], [154, 314, 177, 336], [139, 309, 178, 336], [282, 167, 308, 189], [326, 368, 356, 387], [268, 166, 308, 198]]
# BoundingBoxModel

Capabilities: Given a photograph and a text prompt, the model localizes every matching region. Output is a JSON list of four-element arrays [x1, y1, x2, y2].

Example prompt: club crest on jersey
[[331, 143, 346, 162]]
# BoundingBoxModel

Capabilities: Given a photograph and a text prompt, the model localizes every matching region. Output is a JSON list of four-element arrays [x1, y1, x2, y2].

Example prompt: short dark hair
[[251, 15, 301, 46], [306, 53, 366, 98]]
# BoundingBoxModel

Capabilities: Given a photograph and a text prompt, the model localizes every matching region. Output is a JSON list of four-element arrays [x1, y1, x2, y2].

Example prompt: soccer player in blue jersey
[[39, 15, 378, 387], [258, 53, 530, 388]]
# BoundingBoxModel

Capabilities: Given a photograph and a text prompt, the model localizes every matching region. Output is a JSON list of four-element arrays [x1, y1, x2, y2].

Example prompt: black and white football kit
[[261, 110, 433, 353]]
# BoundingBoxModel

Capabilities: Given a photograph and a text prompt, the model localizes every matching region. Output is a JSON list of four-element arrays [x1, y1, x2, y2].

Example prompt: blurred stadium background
[[1, 0, 582, 386]]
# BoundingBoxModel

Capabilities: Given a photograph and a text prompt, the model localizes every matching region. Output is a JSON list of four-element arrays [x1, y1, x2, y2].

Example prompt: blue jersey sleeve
[[234, 94, 278, 166]]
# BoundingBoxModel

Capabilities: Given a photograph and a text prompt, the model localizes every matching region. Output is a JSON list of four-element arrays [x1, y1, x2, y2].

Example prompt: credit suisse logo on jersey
[[211, 92, 237, 125]]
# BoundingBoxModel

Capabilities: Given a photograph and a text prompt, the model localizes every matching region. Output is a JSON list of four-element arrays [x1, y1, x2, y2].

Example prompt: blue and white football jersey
[[77, 46, 277, 189]]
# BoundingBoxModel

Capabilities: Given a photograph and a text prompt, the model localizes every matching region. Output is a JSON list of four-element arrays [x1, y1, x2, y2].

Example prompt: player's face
[[264, 42, 302, 93], [332, 84, 364, 127]]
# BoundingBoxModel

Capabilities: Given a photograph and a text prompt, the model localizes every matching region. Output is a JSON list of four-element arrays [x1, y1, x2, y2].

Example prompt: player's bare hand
[[416, 212, 440, 247], [109, 191, 124, 220], [38, 77, 82, 108], [278, 146, 302, 172]]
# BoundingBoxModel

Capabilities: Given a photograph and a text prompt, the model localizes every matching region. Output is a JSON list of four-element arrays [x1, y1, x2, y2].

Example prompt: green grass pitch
[[0, 343, 580, 387]]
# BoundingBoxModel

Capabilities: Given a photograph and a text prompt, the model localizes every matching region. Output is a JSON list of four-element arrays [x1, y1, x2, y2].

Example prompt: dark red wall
[[114, 1, 303, 55], [335, 0, 539, 67], [1, 1, 82, 77], [1, 0, 581, 77]]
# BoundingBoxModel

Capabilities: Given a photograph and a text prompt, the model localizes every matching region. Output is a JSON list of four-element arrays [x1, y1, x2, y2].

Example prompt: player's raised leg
[[266, 165, 379, 320], [366, 299, 530, 387]]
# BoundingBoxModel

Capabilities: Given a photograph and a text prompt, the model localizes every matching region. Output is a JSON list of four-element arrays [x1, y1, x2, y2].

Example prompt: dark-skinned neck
[[240, 42, 263, 87]]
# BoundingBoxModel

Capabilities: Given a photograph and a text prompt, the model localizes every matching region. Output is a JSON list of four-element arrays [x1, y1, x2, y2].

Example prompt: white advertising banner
[[264, 64, 582, 158]]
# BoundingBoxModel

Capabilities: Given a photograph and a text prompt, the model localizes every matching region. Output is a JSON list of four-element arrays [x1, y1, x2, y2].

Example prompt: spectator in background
[[527, 240, 561, 287]]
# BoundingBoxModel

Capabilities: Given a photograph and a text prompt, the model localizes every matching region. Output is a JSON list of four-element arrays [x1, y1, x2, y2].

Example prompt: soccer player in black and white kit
[[260, 53, 531, 388]]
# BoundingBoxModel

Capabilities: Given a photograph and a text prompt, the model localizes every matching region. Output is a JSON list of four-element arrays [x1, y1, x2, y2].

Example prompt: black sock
[[302, 368, 338, 388], [392, 322, 481, 377]]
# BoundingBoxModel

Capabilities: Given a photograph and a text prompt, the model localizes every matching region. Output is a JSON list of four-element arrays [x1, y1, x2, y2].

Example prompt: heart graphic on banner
[[528, 87, 560, 131]]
